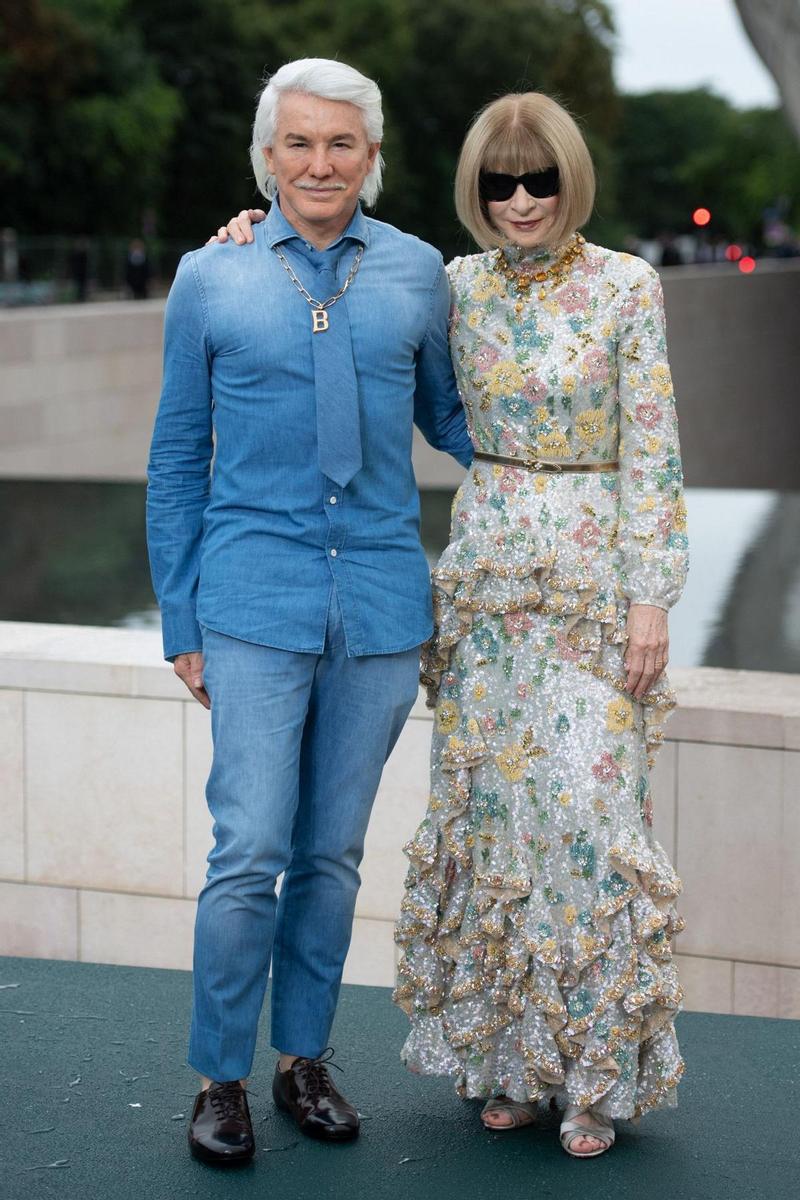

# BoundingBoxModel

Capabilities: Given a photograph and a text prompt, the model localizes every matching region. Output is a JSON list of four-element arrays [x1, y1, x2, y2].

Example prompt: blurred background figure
[[125, 239, 150, 299], [1, 227, 19, 284], [762, 197, 800, 256], [659, 233, 685, 267], [69, 236, 90, 302]]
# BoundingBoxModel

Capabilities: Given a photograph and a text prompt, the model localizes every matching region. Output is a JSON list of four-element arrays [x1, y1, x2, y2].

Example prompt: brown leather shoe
[[188, 1080, 255, 1166], [272, 1050, 359, 1142]]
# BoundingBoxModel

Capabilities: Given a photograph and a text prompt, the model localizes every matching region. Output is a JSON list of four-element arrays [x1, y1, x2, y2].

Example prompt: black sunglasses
[[479, 167, 560, 202]]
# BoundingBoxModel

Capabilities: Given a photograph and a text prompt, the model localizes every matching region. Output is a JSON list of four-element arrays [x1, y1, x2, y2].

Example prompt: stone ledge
[[668, 666, 800, 749], [0, 621, 181, 700], [0, 297, 165, 323], [1, 622, 799, 746]]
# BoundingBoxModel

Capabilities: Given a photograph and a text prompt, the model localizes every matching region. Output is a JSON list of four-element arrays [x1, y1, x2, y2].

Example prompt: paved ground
[[1, 955, 798, 1200]]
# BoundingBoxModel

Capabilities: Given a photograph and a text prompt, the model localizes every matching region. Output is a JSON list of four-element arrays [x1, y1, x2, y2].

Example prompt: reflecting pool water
[[0, 481, 796, 673]]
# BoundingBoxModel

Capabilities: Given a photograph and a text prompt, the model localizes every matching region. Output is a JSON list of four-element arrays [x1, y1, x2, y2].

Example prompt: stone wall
[[1, 621, 798, 1017], [0, 301, 164, 480], [2, 261, 799, 489]]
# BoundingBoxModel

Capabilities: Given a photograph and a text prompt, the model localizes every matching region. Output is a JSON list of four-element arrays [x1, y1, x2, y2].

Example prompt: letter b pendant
[[312, 308, 330, 333]]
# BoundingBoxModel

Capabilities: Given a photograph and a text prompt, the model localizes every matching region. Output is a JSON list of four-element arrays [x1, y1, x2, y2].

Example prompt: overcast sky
[[608, 0, 780, 108]]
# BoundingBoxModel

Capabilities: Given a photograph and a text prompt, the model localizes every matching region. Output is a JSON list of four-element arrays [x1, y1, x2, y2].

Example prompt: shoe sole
[[189, 1139, 255, 1167], [299, 1122, 359, 1143]]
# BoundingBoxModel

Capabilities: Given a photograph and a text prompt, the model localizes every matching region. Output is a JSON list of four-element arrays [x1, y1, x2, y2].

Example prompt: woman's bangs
[[481, 125, 554, 176]]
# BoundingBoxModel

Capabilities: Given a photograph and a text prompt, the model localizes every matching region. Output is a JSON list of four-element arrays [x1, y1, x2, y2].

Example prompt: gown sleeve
[[615, 260, 689, 609]]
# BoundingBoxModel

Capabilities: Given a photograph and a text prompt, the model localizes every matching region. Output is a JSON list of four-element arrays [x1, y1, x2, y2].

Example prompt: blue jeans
[[188, 592, 420, 1081]]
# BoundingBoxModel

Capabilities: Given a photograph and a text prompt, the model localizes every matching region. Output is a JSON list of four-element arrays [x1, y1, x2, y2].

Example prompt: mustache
[[294, 182, 348, 191]]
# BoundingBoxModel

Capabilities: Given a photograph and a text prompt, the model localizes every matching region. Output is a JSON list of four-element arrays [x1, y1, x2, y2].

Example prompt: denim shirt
[[146, 202, 473, 660]]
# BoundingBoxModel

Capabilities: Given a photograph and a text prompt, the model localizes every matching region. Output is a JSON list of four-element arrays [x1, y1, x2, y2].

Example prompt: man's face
[[263, 91, 380, 241]]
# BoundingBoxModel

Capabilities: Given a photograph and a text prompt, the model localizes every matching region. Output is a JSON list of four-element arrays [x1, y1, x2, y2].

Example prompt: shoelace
[[294, 1047, 343, 1100], [208, 1080, 245, 1120]]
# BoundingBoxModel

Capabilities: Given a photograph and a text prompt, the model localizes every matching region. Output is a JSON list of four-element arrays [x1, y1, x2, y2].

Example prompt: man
[[147, 57, 472, 1167]]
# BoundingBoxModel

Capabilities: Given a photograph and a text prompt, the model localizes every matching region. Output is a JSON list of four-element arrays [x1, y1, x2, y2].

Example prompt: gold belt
[[473, 451, 619, 473]]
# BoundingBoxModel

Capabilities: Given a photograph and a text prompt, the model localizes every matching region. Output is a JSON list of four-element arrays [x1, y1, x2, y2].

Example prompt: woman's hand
[[624, 604, 669, 700], [205, 208, 267, 246]]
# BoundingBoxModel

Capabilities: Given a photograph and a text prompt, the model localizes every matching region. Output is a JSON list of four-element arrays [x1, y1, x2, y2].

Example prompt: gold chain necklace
[[494, 232, 586, 307], [273, 243, 365, 333]]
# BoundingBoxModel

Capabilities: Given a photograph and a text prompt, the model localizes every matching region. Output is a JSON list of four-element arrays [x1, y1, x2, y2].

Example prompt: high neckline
[[500, 241, 564, 270]]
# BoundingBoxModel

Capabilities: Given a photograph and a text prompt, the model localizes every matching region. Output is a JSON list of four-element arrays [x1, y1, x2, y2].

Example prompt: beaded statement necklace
[[494, 232, 586, 310]]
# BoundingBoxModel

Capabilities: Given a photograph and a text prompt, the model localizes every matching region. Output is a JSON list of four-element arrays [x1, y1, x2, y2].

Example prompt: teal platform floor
[[1, 955, 798, 1200]]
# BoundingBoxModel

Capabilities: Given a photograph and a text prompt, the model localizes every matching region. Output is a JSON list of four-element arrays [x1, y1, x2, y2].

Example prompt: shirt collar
[[265, 197, 369, 251]]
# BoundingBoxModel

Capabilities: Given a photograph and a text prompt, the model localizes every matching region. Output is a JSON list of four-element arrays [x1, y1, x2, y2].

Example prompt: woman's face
[[486, 182, 560, 249]]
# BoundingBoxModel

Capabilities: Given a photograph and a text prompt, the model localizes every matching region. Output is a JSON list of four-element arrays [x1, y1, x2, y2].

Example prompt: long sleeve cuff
[[160, 606, 203, 662], [625, 596, 669, 610]]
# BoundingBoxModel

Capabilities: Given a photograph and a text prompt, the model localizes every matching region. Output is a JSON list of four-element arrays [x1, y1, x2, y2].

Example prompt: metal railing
[[0, 232, 196, 306]]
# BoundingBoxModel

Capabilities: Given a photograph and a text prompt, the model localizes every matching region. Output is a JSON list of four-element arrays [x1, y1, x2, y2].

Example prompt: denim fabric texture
[[189, 594, 420, 1080], [147, 201, 473, 661]]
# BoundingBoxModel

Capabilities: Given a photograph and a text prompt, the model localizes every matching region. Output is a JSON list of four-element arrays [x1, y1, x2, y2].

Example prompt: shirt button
[[330, 548, 338, 557], [329, 496, 337, 505]]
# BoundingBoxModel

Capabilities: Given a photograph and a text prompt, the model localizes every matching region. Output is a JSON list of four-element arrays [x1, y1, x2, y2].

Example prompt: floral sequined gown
[[394, 241, 689, 1119]]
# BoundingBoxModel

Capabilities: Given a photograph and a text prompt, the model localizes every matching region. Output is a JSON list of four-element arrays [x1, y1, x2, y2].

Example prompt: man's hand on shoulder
[[173, 651, 210, 708], [206, 209, 267, 246]]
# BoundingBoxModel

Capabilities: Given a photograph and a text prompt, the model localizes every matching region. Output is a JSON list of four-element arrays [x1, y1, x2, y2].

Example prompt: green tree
[[2, 0, 620, 255], [127, 0, 279, 240], [614, 88, 800, 244], [0, 0, 181, 234]]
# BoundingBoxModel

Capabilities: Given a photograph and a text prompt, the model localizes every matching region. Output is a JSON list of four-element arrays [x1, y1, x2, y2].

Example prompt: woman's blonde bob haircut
[[455, 93, 595, 250]]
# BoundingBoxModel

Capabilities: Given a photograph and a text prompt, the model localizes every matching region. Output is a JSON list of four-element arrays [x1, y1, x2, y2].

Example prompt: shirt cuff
[[160, 606, 203, 662], [457, 443, 475, 469]]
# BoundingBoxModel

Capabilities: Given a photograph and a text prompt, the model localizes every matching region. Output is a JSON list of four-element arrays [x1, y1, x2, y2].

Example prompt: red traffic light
[[692, 207, 712, 227], [725, 244, 743, 262], [738, 256, 756, 274]]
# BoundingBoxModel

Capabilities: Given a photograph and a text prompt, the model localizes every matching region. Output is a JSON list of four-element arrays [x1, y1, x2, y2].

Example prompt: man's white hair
[[250, 58, 385, 207]]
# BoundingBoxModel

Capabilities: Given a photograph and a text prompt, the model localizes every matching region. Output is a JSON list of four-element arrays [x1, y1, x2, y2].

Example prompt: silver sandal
[[480, 1096, 538, 1130], [559, 1104, 615, 1157]]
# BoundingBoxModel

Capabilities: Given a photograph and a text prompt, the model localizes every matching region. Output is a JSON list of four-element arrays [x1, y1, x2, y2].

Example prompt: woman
[[392, 92, 688, 1158], [214, 91, 688, 1158]]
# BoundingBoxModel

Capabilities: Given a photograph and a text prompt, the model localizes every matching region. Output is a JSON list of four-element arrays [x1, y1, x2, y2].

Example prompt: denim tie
[[311, 261, 362, 487]]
